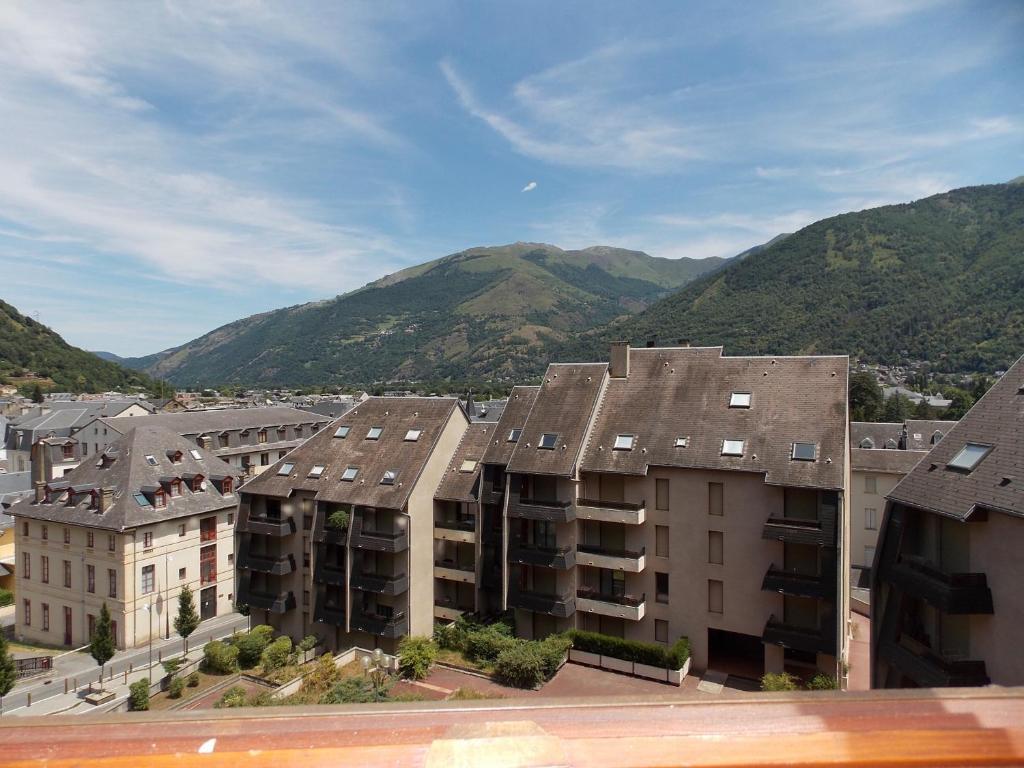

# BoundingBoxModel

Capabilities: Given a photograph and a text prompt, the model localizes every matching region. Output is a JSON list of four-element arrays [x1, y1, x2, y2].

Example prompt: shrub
[[761, 672, 800, 691], [168, 676, 185, 699], [537, 634, 572, 679], [129, 679, 150, 711], [327, 509, 350, 530], [215, 686, 249, 708], [297, 635, 319, 653], [323, 677, 387, 704], [187, 671, 200, 687], [566, 630, 690, 669], [0, 588, 13, 607], [260, 636, 293, 672], [494, 643, 545, 689], [433, 621, 461, 651], [398, 635, 438, 680], [235, 625, 275, 669], [807, 673, 838, 690], [202, 640, 239, 674], [465, 626, 520, 664], [666, 637, 691, 669], [300, 653, 341, 696], [162, 657, 183, 676]]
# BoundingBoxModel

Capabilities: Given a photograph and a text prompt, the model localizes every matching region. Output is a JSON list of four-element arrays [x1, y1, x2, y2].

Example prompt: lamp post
[[361, 648, 389, 700], [165, 555, 173, 640], [142, 603, 153, 682]]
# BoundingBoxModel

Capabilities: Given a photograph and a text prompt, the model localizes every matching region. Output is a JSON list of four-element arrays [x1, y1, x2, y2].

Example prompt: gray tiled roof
[[851, 447, 926, 474], [888, 354, 1024, 520], [580, 347, 847, 490], [903, 420, 957, 451], [435, 422, 494, 502], [92, 406, 328, 438], [8, 425, 239, 531], [482, 386, 540, 467], [850, 422, 904, 449], [240, 397, 464, 511], [507, 365, 607, 478]]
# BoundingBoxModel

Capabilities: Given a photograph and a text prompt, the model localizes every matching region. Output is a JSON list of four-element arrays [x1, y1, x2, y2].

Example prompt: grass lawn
[[6, 639, 71, 656], [148, 669, 236, 711], [435, 648, 491, 674]]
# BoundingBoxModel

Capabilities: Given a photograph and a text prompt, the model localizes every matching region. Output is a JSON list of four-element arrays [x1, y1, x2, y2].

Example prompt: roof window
[[459, 459, 477, 473], [133, 493, 152, 508], [507, 429, 522, 443], [613, 434, 636, 451], [404, 429, 422, 442], [947, 443, 992, 473], [341, 466, 358, 481], [380, 470, 397, 485], [334, 426, 350, 438], [308, 465, 326, 478], [538, 433, 558, 450], [859, 438, 875, 449], [189, 449, 202, 460], [366, 427, 383, 440], [277, 462, 294, 476], [791, 442, 817, 461], [144, 455, 158, 466], [722, 439, 745, 456], [674, 436, 689, 448], [729, 392, 752, 408]]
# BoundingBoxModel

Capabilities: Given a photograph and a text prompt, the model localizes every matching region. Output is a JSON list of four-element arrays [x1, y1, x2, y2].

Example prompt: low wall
[[568, 649, 691, 686], [270, 647, 400, 700]]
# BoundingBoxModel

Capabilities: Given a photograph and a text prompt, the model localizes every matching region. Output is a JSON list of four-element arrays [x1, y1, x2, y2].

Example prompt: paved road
[[2, 612, 248, 714]]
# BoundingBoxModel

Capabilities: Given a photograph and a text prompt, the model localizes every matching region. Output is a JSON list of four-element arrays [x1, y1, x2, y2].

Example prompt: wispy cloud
[[521, 181, 537, 193]]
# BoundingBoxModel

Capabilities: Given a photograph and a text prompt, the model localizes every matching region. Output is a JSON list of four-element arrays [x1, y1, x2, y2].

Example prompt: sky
[[0, 0, 1021, 356]]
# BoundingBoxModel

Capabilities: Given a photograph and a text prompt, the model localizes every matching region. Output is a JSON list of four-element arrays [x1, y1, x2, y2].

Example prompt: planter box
[[633, 662, 669, 683], [667, 658, 691, 686], [569, 649, 601, 667], [601, 656, 634, 675], [84, 690, 115, 705]]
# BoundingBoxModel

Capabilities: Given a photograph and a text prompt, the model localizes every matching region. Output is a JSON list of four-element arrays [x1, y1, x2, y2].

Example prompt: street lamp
[[142, 603, 153, 682], [361, 648, 389, 700]]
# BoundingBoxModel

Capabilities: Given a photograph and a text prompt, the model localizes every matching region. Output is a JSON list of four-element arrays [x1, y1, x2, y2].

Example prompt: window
[[82, 444, 88, 456], [721, 439, 744, 456], [23, 599, 30, 627], [134, 493, 152, 508], [87, 565, 95, 594], [507, 429, 522, 443], [791, 442, 817, 461], [277, 462, 295, 476], [169, 479, 182, 497], [654, 619, 668, 643], [62, 443, 75, 460], [366, 427, 383, 440], [200, 517, 216, 542], [865, 508, 877, 530], [63, 560, 71, 588], [219, 434, 229, 448], [303, 548, 310, 569], [308, 465, 326, 478], [655, 572, 669, 603], [178, 567, 186, 580], [108, 535, 116, 552], [144, 455, 158, 466], [404, 429, 421, 441], [729, 392, 752, 408], [278, 451, 287, 460], [86, 531, 94, 548], [303, 514, 313, 531], [189, 449, 202, 460], [154, 490, 166, 508], [655, 479, 669, 511], [41, 555, 49, 584], [708, 531, 723, 565], [63, 527, 70, 544], [341, 466, 359, 481], [227, 513, 234, 525], [258, 430, 268, 444], [179, 523, 186, 537], [141, 564, 155, 594], [143, 532, 153, 549], [380, 470, 398, 486], [864, 545, 876, 566], [88, 614, 95, 639], [303, 590, 311, 607], [709, 483, 723, 516], [655, 525, 669, 558], [708, 579, 724, 613], [227, 553, 234, 563], [674, 436, 689, 448], [947, 443, 993, 473], [42, 525, 48, 541], [222, 477, 233, 495], [108, 569, 117, 598], [459, 459, 477, 473], [613, 434, 635, 451], [294, 426, 303, 438], [260, 453, 269, 466], [22, 522, 28, 537], [538, 433, 558, 449], [200, 546, 216, 584], [42, 603, 49, 632], [22, 554, 30, 580], [864, 475, 877, 494]]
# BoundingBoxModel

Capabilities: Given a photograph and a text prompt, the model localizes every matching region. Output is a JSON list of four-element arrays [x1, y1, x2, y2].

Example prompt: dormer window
[[791, 442, 817, 461], [218, 433, 230, 448], [507, 429, 522, 443], [62, 444, 75, 460], [341, 466, 358, 481], [459, 459, 477, 473], [191, 476, 205, 492], [380, 470, 397, 485], [134, 493, 152, 508], [168, 450, 183, 464], [404, 429, 422, 442], [931, 431, 944, 445], [334, 426, 351, 439], [538, 433, 558, 450], [308, 465, 326, 479], [221, 477, 233, 495], [722, 439, 745, 456], [729, 392, 752, 408], [154, 489, 167, 508], [171, 479, 183, 497], [277, 427, 287, 438], [674, 437, 689, 448], [366, 427, 383, 440], [144, 455, 158, 466], [859, 438, 875, 449], [613, 434, 635, 451], [947, 443, 992, 474], [189, 449, 202, 460], [277, 462, 295, 476]]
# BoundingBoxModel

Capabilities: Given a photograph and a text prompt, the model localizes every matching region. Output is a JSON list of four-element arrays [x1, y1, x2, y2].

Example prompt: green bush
[[235, 625, 275, 669], [807, 673, 838, 690], [260, 636, 293, 672], [215, 685, 249, 708], [465, 625, 520, 664], [537, 634, 572, 679], [761, 672, 800, 691], [129, 679, 150, 711], [327, 509, 350, 530], [493, 643, 545, 689], [323, 677, 388, 704], [162, 657, 183, 676], [297, 635, 319, 653], [566, 630, 689, 669], [202, 640, 239, 674], [168, 676, 185, 699], [187, 671, 200, 687], [299, 653, 341, 696], [398, 635, 438, 680], [0, 588, 13, 607]]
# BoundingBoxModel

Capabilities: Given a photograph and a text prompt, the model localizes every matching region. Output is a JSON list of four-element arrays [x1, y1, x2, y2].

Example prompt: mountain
[[603, 182, 1024, 372], [92, 351, 126, 363], [125, 243, 726, 387], [0, 299, 162, 393]]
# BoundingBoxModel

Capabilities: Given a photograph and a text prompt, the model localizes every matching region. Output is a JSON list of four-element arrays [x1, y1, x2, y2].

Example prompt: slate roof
[[851, 447, 926, 474], [434, 422, 495, 503], [851, 422, 904, 449], [507, 365, 608, 478], [300, 400, 360, 420], [888, 354, 1024, 521], [482, 386, 540, 467], [579, 347, 848, 490], [91, 406, 328, 439], [239, 397, 465, 511], [903, 420, 957, 451], [7, 425, 239, 531]]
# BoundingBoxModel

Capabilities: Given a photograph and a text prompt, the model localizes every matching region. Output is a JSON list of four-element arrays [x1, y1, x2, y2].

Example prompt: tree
[[881, 393, 913, 423], [849, 373, 882, 422], [0, 632, 15, 716], [943, 388, 975, 420], [30, 384, 43, 404], [90, 603, 116, 690], [173, 585, 201, 654]]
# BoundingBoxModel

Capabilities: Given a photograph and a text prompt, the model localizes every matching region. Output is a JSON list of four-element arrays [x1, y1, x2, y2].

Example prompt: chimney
[[34, 480, 46, 504], [645, 338, 656, 348], [30, 438, 51, 485], [609, 341, 630, 379], [678, 339, 690, 348], [98, 487, 115, 514]]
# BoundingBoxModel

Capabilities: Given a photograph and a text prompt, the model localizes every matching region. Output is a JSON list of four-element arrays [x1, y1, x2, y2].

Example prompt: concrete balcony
[[313, 601, 346, 626], [575, 498, 646, 525], [434, 561, 476, 584], [349, 611, 408, 639], [313, 559, 346, 587], [761, 565, 829, 599], [236, 550, 296, 576], [349, 570, 409, 595], [433, 604, 470, 622], [350, 527, 409, 553], [885, 556, 994, 614], [508, 540, 575, 569], [575, 588, 646, 621], [434, 520, 476, 544], [507, 497, 575, 523], [575, 544, 646, 573], [238, 584, 296, 614], [880, 637, 989, 687], [761, 615, 823, 654], [761, 516, 829, 547], [237, 515, 296, 537], [507, 588, 575, 618]]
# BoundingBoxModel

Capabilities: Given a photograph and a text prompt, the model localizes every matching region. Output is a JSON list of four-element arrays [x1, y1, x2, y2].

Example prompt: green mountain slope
[[0, 299, 162, 393], [126, 243, 725, 387], [603, 182, 1024, 372]]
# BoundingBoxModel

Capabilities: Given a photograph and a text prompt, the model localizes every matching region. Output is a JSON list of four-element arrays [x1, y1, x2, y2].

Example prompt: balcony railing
[[237, 550, 296, 576], [434, 561, 476, 584], [433, 520, 476, 544], [508, 497, 575, 523], [349, 611, 408, 639], [313, 557, 346, 587], [349, 570, 409, 595], [507, 540, 575, 569], [880, 637, 990, 687], [576, 544, 646, 573], [761, 564, 829, 599], [886, 556, 994, 614], [762, 614, 824, 654], [575, 587, 646, 621], [313, 601, 346, 627], [576, 498, 646, 525], [507, 588, 575, 617], [237, 514, 296, 537], [350, 514, 409, 552], [761, 516, 829, 547], [434, 604, 470, 622], [238, 584, 296, 614]]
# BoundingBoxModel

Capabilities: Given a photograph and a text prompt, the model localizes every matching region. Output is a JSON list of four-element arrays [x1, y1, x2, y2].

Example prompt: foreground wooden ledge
[[2, 687, 1023, 767]]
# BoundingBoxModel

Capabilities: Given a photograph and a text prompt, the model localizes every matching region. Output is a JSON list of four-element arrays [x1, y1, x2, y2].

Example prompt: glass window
[[708, 580, 724, 613], [864, 475, 877, 494], [341, 466, 358, 481], [655, 525, 669, 558], [655, 619, 668, 644], [141, 565, 155, 594], [404, 429, 421, 441], [334, 426, 350, 439], [674, 436, 689, 448], [308, 465, 326, 478], [613, 434, 635, 451], [538, 433, 558, 450], [380, 470, 397, 485], [655, 478, 669, 511], [144, 455, 158, 466], [277, 462, 294, 476], [87, 565, 95, 594], [865, 508, 877, 530], [947, 443, 993, 473], [791, 442, 817, 461], [709, 483, 724, 516], [459, 459, 477, 473], [507, 429, 522, 443], [729, 392, 752, 408], [722, 439, 744, 456], [366, 427, 383, 440], [708, 530, 724, 564], [655, 572, 669, 603], [189, 449, 202, 460], [108, 569, 117, 598], [143, 532, 153, 548]]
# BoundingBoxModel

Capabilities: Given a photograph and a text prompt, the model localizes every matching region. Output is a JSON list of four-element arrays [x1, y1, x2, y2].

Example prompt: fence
[[14, 655, 53, 679]]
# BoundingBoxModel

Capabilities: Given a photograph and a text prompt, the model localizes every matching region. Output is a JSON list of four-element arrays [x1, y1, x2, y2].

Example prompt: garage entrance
[[707, 629, 765, 681]]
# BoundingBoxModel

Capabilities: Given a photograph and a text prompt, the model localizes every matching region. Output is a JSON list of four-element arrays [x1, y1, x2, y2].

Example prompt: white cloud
[[521, 181, 537, 192]]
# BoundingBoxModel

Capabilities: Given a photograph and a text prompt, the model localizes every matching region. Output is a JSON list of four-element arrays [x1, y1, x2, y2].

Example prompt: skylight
[[729, 392, 752, 408], [538, 433, 558, 450], [366, 427, 383, 440], [947, 443, 992, 473], [674, 437, 689, 448], [144, 455, 158, 466], [460, 459, 477, 473], [380, 469, 397, 485], [189, 449, 202, 460], [404, 429, 422, 442], [507, 429, 522, 443], [308, 465, 326, 478], [334, 426, 351, 439], [340, 466, 358, 481], [133, 493, 151, 508], [277, 462, 295, 476], [722, 439, 745, 456], [791, 442, 817, 461], [613, 434, 635, 451]]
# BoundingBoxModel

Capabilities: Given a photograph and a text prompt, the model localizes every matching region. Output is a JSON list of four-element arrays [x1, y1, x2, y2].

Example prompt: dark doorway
[[707, 628, 765, 681], [200, 586, 217, 621], [63, 606, 73, 646]]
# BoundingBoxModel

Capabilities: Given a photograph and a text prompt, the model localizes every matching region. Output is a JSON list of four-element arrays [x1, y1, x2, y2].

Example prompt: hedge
[[260, 636, 293, 672], [235, 625, 275, 669], [398, 635, 438, 680], [493, 643, 546, 689], [129, 679, 150, 711], [465, 625, 519, 664], [567, 630, 690, 669], [203, 640, 239, 673]]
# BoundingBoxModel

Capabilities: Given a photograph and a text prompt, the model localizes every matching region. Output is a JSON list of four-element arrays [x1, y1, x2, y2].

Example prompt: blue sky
[[1, 0, 1021, 356]]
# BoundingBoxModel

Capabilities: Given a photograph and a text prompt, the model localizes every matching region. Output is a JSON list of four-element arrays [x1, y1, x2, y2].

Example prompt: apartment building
[[235, 397, 468, 652], [503, 343, 851, 681], [9, 425, 241, 649], [76, 407, 329, 477], [872, 355, 1024, 688]]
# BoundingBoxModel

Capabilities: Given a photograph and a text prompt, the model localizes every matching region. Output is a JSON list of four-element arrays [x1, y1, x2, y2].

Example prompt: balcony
[[880, 638, 990, 687], [313, 557, 346, 587], [576, 498, 646, 525], [313, 600, 346, 626], [762, 516, 829, 547], [434, 520, 476, 544], [434, 604, 469, 622], [480, 482, 505, 506], [237, 514, 296, 537], [762, 615, 823, 654], [507, 588, 575, 618], [576, 544, 646, 573], [886, 556, 994, 614], [508, 540, 575, 569], [238, 584, 296, 614], [350, 570, 409, 595], [508, 497, 575, 523], [349, 611, 408, 639], [575, 588, 646, 621], [761, 565, 829, 599], [350, 515, 409, 552], [434, 561, 476, 584], [237, 551, 296, 576]]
